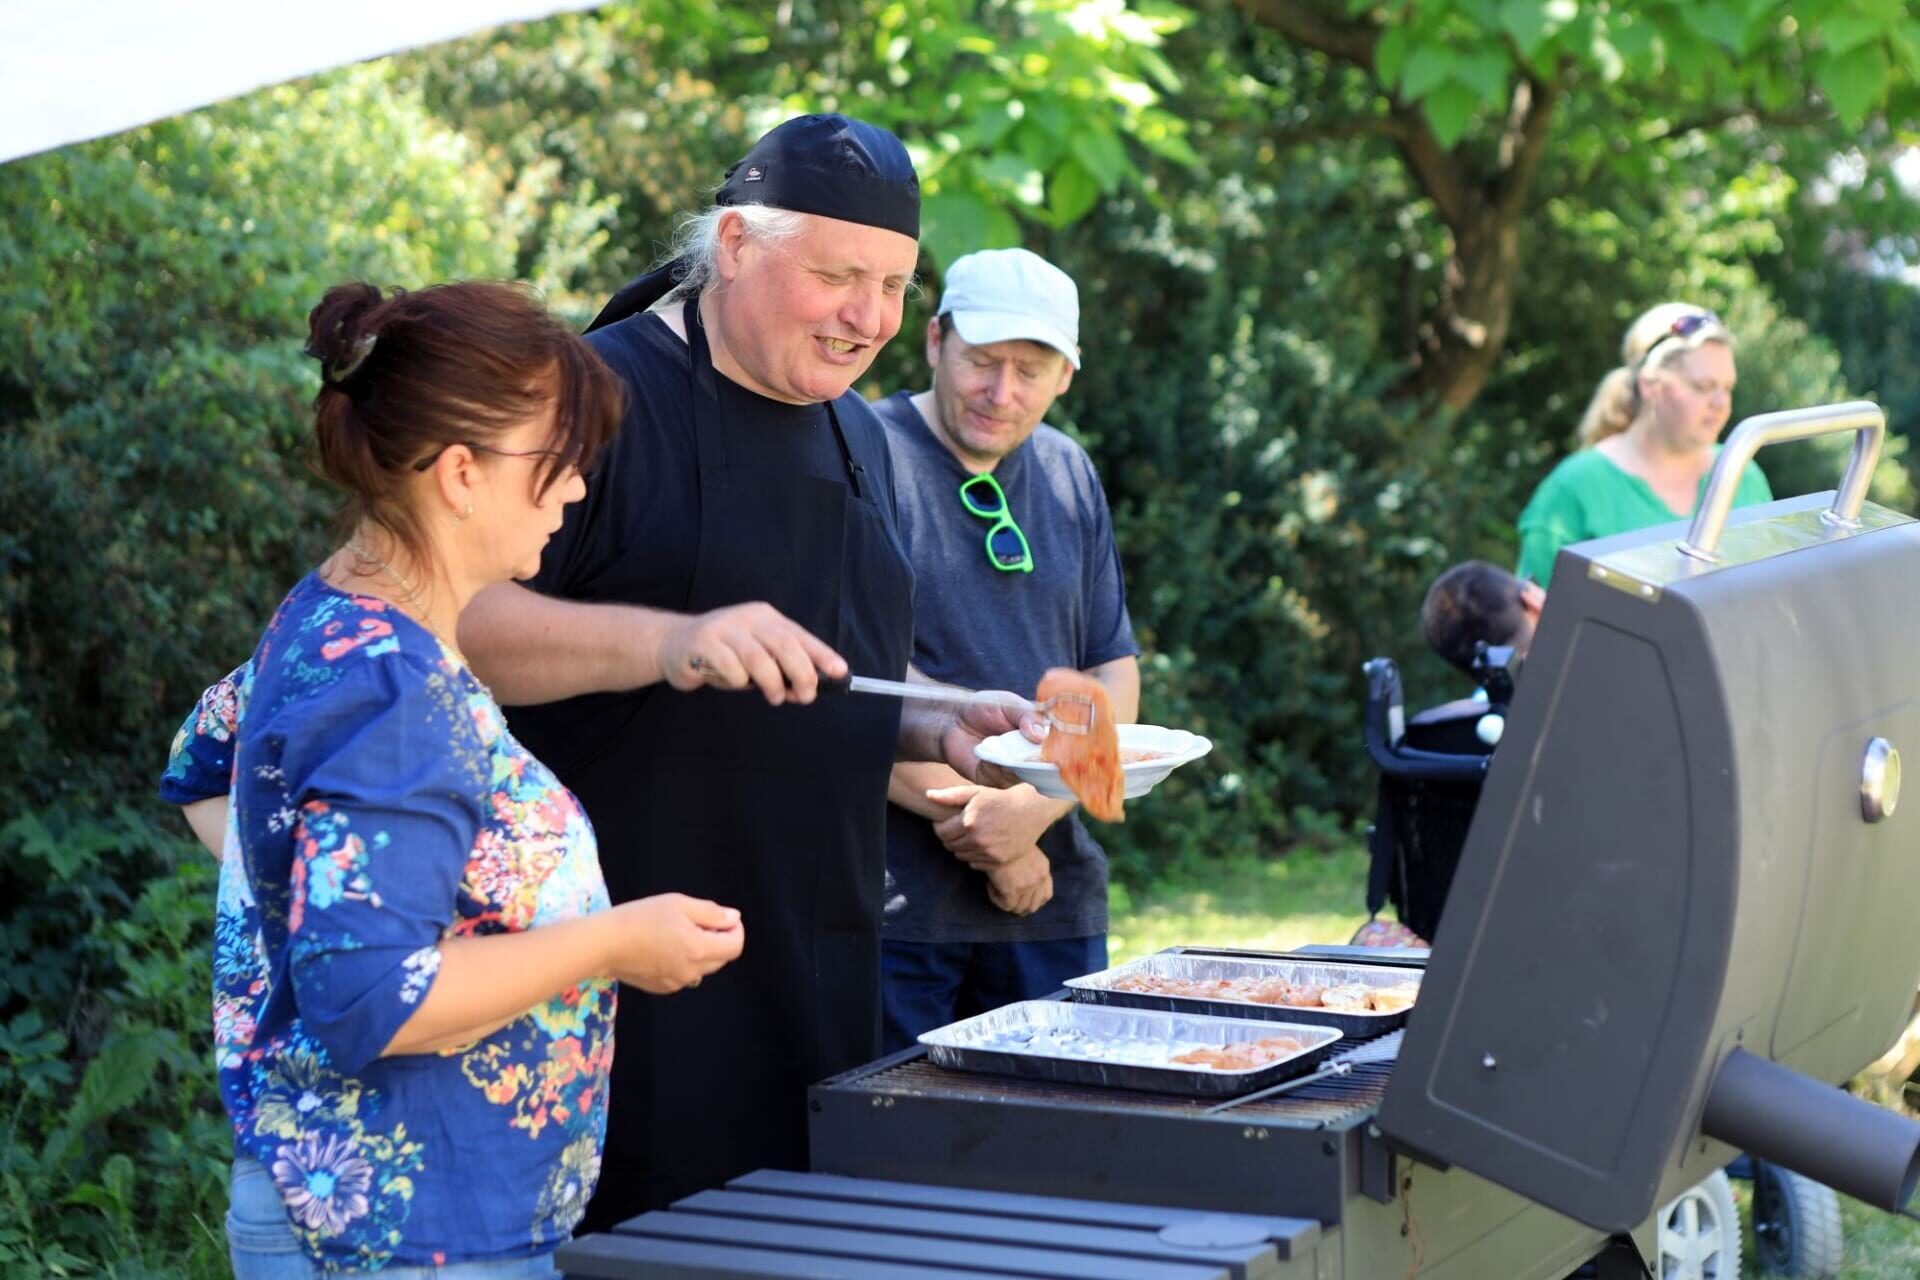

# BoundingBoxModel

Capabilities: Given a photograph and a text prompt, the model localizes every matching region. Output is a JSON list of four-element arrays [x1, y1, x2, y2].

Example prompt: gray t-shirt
[[874, 390, 1138, 943]]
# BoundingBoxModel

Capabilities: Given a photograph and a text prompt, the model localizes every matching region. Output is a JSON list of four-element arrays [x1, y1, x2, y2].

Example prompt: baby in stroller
[[1350, 561, 1541, 949]]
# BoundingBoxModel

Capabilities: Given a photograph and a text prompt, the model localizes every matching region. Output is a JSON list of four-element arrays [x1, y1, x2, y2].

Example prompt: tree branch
[[1258, 115, 1415, 147], [1392, 109, 1475, 230], [1639, 102, 1827, 145], [1234, 0, 1378, 67], [1493, 73, 1559, 221]]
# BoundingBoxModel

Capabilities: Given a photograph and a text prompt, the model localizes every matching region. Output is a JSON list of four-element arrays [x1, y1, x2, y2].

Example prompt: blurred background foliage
[[3, 1, 1918, 1270]]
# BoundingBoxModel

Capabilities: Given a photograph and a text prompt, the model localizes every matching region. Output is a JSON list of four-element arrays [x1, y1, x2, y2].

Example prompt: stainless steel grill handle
[[1679, 400, 1885, 561]]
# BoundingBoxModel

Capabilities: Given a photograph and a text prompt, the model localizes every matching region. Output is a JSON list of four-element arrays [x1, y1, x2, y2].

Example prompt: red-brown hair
[[306, 280, 622, 572]]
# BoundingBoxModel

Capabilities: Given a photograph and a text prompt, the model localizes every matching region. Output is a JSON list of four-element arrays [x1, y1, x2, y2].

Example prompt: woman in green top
[[1516, 303, 1771, 585]]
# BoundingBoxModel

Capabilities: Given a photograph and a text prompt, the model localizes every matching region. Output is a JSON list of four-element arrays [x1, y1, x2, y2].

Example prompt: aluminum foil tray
[[917, 1000, 1341, 1098], [1066, 953, 1424, 1037]]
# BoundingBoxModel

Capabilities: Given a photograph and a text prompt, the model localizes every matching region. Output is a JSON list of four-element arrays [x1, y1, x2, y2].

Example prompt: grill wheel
[[1750, 1159, 1844, 1278], [1658, 1170, 1742, 1280]]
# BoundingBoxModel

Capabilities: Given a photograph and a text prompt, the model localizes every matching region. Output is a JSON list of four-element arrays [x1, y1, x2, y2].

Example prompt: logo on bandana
[[743, 165, 766, 183]]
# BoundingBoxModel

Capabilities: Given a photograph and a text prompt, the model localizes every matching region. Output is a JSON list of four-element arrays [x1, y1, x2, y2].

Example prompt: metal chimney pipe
[[1701, 1049, 1920, 1214]]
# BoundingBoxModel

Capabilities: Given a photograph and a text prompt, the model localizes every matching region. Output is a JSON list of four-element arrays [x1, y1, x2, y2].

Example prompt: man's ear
[[712, 210, 749, 282], [925, 316, 943, 368]]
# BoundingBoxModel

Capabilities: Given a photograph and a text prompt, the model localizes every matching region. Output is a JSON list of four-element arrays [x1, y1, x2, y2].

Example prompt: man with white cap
[[872, 247, 1141, 1050]]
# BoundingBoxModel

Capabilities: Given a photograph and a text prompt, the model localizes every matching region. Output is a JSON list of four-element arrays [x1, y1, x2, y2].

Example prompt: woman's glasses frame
[[957, 473, 1034, 574], [412, 442, 570, 472]]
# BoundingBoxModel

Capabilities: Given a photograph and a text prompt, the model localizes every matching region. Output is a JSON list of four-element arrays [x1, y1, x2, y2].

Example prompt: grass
[[1108, 844, 1375, 965], [1729, 1180, 1920, 1280], [1109, 846, 1920, 1279]]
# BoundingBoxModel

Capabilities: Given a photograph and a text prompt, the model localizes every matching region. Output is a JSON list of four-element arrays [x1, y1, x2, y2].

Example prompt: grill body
[[1380, 490, 1920, 1229]]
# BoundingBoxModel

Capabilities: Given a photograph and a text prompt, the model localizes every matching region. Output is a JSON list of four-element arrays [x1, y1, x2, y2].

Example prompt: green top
[[1516, 447, 1774, 586]]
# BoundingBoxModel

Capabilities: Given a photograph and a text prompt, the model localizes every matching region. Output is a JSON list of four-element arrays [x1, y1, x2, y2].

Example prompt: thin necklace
[[343, 536, 462, 661]]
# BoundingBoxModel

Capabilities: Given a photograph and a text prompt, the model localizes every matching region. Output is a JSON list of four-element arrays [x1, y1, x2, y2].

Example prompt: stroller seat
[[1360, 655, 1501, 944]]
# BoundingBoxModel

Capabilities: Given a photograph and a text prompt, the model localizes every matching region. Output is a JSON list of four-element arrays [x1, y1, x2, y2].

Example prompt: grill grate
[[845, 1031, 1402, 1129]]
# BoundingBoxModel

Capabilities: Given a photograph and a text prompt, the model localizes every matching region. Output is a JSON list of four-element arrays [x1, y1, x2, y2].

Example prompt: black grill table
[[555, 1168, 1313, 1278]]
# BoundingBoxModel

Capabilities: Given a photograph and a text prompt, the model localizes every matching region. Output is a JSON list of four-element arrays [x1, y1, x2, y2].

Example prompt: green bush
[[0, 807, 228, 1276], [0, 63, 607, 1276]]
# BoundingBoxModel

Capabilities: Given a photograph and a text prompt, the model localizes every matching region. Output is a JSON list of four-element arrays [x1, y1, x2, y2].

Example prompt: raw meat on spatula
[[1035, 668, 1123, 822]]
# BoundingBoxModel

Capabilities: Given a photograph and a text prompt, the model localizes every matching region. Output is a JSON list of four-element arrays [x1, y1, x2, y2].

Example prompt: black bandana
[[715, 113, 919, 240], [587, 113, 919, 335]]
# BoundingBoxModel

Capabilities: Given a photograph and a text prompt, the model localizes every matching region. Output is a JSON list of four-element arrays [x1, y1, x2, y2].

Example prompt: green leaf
[[1664, 25, 1713, 80], [1013, 119, 1065, 171], [1071, 125, 1131, 194], [1679, 2, 1748, 49], [1893, 22, 1920, 79], [967, 100, 1021, 148], [1818, 13, 1889, 56], [1454, 0, 1501, 28], [1498, 0, 1554, 57], [62, 1183, 120, 1213], [1400, 44, 1457, 100], [69, 1029, 164, 1131], [102, 1153, 135, 1212], [1454, 46, 1512, 102], [1421, 81, 1481, 148], [1610, 15, 1661, 67], [1376, 24, 1413, 89], [920, 191, 1021, 271], [1048, 158, 1102, 225], [1135, 47, 1185, 93], [975, 153, 1046, 208], [1817, 41, 1892, 126], [1587, 32, 1626, 82]]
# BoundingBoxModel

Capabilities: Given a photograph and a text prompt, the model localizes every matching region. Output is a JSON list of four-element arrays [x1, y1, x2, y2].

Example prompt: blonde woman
[[1515, 303, 1771, 585]]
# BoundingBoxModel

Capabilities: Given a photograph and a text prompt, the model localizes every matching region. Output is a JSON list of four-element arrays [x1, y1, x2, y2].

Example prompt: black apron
[[575, 298, 914, 1229]]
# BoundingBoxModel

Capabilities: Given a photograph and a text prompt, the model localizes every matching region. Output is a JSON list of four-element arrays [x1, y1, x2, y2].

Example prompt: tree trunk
[[1235, 0, 1559, 417], [1400, 198, 1525, 413]]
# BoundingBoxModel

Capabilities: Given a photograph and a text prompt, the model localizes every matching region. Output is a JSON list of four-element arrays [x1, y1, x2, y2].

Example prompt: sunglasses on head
[[958, 473, 1034, 573], [1638, 310, 1722, 367]]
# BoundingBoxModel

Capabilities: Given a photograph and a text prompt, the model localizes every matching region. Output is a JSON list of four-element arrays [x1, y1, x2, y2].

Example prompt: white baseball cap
[[937, 248, 1081, 369]]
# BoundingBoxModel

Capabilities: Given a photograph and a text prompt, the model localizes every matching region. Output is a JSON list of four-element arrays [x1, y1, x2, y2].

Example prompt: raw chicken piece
[[1036, 668, 1123, 822]]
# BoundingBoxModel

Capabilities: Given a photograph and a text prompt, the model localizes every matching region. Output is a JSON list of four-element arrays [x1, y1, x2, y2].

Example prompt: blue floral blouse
[[160, 573, 614, 1268]]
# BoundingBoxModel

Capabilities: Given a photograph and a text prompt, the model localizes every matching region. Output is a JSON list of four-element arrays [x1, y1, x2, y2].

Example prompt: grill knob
[[1861, 737, 1900, 823]]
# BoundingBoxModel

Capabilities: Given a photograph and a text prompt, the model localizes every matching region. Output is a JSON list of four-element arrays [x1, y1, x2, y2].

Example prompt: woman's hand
[[604, 893, 746, 994]]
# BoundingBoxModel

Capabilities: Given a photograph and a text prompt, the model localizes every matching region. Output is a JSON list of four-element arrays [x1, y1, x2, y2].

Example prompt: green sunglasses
[[958, 473, 1034, 573]]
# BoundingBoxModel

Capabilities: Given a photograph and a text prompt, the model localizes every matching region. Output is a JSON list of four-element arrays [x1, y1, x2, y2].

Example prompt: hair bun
[[305, 282, 392, 390]]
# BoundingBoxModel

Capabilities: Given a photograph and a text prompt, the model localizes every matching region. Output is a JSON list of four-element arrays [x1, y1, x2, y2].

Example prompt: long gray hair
[[651, 204, 808, 309]]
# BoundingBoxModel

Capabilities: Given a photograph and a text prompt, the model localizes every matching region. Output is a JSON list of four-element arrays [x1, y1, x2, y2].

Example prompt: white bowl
[[973, 723, 1213, 802]]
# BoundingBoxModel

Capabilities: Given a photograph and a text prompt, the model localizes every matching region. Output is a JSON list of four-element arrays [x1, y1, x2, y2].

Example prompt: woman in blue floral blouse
[[161, 281, 745, 1276]]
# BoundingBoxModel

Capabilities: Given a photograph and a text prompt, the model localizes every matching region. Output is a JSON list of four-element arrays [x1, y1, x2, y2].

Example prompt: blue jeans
[[226, 1157, 562, 1279], [881, 934, 1108, 1053]]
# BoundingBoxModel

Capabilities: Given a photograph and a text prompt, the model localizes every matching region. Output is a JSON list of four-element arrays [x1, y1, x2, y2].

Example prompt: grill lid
[[1377, 403, 1920, 1230]]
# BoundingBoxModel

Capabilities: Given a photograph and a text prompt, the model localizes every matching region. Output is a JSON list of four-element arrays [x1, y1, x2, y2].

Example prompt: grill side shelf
[[808, 1033, 1402, 1226]]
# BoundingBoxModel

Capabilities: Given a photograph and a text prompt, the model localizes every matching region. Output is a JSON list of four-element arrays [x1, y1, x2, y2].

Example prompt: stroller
[[1360, 649, 1845, 1280]]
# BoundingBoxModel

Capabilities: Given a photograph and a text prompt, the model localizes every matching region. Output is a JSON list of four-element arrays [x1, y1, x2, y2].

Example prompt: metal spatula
[[822, 674, 1095, 735]]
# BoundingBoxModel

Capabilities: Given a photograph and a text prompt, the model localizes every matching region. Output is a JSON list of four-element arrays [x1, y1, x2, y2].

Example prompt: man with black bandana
[[461, 115, 1032, 1227]]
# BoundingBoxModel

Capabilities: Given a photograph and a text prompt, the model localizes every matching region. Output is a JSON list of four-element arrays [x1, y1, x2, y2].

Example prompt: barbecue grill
[[559, 403, 1920, 1279]]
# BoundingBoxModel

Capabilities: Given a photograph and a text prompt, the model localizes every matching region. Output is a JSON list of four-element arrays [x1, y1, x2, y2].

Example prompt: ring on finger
[[689, 656, 708, 673]]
